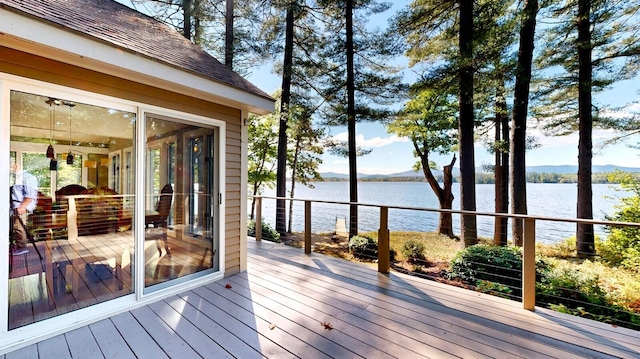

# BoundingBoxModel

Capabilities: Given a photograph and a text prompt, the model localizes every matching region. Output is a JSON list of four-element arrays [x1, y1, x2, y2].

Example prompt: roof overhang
[[0, 9, 274, 115]]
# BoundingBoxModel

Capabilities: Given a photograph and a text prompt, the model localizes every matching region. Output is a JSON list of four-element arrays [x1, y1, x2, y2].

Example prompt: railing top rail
[[251, 195, 640, 228]]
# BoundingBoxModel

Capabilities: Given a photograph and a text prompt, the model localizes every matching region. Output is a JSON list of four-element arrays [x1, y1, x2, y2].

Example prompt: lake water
[[257, 182, 625, 244]]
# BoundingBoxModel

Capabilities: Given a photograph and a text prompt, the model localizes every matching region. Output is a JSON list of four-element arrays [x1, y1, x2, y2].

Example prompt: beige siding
[[225, 119, 243, 275], [1, 46, 245, 276]]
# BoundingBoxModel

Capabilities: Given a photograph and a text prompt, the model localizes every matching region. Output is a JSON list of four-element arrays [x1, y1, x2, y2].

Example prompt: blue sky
[[118, 0, 640, 174]]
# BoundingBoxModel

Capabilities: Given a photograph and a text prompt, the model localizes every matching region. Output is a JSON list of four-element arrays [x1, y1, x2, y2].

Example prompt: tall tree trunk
[[510, 0, 538, 246], [576, 0, 594, 257], [287, 135, 302, 233], [250, 182, 259, 220], [193, 0, 203, 45], [494, 75, 509, 246], [225, 0, 234, 68], [500, 100, 510, 243], [346, 0, 358, 237], [417, 143, 456, 237], [276, 2, 295, 236], [183, 0, 192, 40], [458, 0, 477, 246], [440, 157, 456, 236]]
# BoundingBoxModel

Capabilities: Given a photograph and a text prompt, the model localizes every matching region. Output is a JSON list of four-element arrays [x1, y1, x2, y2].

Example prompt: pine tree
[[316, 0, 404, 237], [534, 0, 640, 256]]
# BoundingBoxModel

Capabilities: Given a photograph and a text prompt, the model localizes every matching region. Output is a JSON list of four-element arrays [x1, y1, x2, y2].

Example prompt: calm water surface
[[258, 182, 624, 244]]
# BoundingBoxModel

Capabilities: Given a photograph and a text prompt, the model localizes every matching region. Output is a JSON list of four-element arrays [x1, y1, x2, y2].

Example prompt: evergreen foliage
[[602, 171, 640, 272]]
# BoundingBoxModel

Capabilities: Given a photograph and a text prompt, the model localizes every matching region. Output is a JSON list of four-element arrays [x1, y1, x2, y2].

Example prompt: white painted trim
[[0, 10, 274, 115], [138, 108, 226, 298], [0, 80, 10, 337], [240, 109, 249, 272], [134, 106, 146, 300]]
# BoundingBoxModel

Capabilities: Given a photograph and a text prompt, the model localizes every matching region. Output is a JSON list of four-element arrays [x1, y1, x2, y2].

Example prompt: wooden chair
[[145, 184, 173, 257]]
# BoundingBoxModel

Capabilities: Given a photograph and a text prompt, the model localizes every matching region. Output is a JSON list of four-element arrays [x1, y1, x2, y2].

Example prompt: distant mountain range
[[319, 165, 640, 180]]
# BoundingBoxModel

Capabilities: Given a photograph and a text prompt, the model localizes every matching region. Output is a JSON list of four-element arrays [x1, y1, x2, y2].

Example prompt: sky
[[118, 0, 640, 174]]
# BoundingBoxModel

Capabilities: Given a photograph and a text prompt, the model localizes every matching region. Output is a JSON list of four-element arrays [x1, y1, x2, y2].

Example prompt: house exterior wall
[[1, 45, 244, 275]]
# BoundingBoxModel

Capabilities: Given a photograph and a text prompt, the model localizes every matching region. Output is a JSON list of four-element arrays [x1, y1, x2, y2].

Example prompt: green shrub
[[601, 171, 640, 272], [476, 280, 512, 299], [401, 239, 426, 262], [536, 265, 640, 330], [448, 245, 549, 299], [448, 245, 523, 285], [348, 235, 378, 259], [247, 219, 281, 243]]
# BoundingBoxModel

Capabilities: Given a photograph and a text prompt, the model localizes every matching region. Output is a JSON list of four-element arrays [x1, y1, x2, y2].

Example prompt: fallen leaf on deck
[[269, 324, 276, 330], [320, 321, 333, 330], [225, 283, 232, 289]]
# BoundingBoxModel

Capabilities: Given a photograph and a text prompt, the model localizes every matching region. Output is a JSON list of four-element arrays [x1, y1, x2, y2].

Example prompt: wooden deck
[[4, 239, 640, 358]]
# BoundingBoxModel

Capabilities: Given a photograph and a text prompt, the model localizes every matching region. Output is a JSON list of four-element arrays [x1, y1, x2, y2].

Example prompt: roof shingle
[[0, 0, 271, 100]]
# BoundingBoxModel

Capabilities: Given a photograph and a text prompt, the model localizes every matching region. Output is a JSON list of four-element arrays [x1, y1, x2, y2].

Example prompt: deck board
[[249, 241, 639, 357], [110, 312, 169, 359], [4, 239, 640, 358], [64, 326, 103, 359], [36, 334, 71, 359], [88, 319, 136, 359]]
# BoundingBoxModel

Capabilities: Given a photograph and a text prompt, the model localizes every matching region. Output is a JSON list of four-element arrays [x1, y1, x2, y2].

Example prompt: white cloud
[[328, 132, 409, 148]]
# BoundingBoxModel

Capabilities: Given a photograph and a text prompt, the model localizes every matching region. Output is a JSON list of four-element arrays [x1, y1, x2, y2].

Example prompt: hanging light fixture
[[65, 101, 76, 165], [45, 98, 59, 159]]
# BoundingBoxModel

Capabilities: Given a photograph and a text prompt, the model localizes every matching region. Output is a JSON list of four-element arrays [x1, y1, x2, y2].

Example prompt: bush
[[536, 265, 640, 330], [601, 171, 640, 272], [247, 219, 280, 243], [448, 245, 548, 299], [401, 239, 426, 262], [348, 235, 378, 259], [448, 245, 523, 285]]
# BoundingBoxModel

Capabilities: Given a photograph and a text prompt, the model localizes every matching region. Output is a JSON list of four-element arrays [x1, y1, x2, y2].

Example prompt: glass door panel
[[8, 90, 135, 330], [144, 116, 218, 290]]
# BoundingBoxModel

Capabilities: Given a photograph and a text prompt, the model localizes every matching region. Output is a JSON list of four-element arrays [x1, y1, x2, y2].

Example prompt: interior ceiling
[[10, 90, 135, 145], [10, 91, 198, 148]]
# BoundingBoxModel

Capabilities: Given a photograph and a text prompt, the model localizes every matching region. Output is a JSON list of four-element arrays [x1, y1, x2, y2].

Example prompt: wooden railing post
[[522, 218, 536, 310], [305, 200, 312, 254], [378, 206, 390, 274], [255, 197, 262, 241]]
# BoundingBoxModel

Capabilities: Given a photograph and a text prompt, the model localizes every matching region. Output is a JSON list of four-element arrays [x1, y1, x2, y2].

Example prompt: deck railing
[[252, 195, 640, 312]]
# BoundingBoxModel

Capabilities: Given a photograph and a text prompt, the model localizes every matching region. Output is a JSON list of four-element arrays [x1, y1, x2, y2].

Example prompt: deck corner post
[[305, 200, 312, 254], [378, 206, 390, 274], [523, 217, 536, 311], [255, 197, 262, 241]]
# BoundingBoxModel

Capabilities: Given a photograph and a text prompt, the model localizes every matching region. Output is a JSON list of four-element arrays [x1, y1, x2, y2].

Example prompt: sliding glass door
[[144, 116, 219, 290], [8, 90, 135, 329]]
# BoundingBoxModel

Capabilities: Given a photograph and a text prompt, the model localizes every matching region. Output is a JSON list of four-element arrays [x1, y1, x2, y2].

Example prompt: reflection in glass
[[144, 116, 218, 289], [8, 90, 135, 330]]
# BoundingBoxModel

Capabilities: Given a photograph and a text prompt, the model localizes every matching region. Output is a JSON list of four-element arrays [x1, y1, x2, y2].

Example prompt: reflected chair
[[145, 184, 173, 257]]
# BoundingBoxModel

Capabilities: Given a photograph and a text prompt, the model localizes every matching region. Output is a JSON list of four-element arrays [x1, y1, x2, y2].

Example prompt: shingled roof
[[0, 0, 272, 101]]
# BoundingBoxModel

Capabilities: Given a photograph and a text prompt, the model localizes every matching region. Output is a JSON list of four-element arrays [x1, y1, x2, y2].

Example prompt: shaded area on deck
[[4, 240, 640, 358]]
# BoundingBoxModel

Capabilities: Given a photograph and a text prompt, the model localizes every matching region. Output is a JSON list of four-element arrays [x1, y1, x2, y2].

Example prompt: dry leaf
[[225, 283, 232, 289], [320, 321, 333, 330], [269, 324, 276, 330]]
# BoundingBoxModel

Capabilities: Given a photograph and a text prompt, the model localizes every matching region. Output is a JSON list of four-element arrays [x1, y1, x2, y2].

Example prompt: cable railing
[[251, 195, 640, 329]]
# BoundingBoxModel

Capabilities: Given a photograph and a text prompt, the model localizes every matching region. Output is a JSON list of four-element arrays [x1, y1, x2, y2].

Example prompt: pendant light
[[65, 101, 76, 165], [45, 98, 58, 159]]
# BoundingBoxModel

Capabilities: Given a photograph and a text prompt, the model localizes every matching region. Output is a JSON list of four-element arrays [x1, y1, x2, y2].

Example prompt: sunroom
[[0, 0, 272, 352]]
